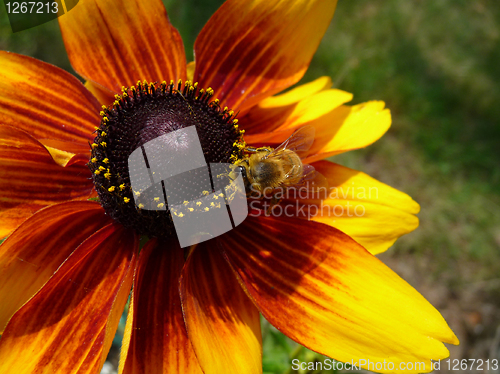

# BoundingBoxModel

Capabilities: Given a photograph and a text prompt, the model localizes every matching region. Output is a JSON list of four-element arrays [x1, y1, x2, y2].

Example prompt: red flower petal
[[0, 223, 138, 374], [0, 51, 100, 143], [0, 126, 94, 237], [179, 242, 262, 374], [0, 201, 110, 333], [119, 238, 203, 374], [194, 0, 338, 111], [59, 0, 186, 93]]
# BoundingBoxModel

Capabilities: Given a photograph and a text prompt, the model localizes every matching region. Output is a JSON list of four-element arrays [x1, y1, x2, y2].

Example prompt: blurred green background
[[1, 0, 499, 373]]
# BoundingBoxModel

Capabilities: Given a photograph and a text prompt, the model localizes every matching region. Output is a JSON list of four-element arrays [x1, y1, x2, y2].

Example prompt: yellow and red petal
[[221, 216, 458, 373], [0, 201, 110, 333], [0, 51, 100, 144], [194, 0, 338, 111], [84, 81, 116, 107], [179, 242, 262, 374], [58, 0, 186, 94], [0, 222, 138, 374], [38, 138, 91, 166], [291, 161, 420, 255], [0, 126, 93, 237], [304, 101, 391, 163], [243, 86, 352, 136], [119, 238, 203, 374]]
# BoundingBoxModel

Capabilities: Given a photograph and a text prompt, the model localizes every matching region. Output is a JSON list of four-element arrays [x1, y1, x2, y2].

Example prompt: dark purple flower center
[[89, 80, 245, 238]]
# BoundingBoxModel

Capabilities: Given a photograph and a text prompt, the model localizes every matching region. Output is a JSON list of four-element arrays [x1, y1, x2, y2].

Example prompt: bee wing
[[287, 164, 329, 198], [262, 126, 315, 160]]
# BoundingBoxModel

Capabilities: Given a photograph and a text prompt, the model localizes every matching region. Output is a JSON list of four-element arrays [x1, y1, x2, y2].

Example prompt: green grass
[[1, 0, 499, 373]]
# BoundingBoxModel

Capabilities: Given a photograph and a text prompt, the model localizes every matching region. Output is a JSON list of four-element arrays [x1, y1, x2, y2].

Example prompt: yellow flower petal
[[38, 139, 92, 167], [222, 216, 458, 373], [84, 80, 115, 107], [258, 76, 333, 108], [179, 242, 262, 374], [194, 0, 338, 111], [295, 161, 420, 254], [186, 61, 196, 82], [244, 86, 353, 136], [304, 101, 392, 163]]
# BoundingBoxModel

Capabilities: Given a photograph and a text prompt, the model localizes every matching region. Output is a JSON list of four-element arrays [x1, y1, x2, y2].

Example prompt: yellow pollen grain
[[196, 201, 202, 206], [188, 208, 194, 212], [94, 170, 101, 175], [219, 193, 224, 197], [204, 207, 209, 212], [157, 203, 165, 208], [124, 197, 130, 203], [183, 200, 189, 205], [104, 172, 111, 179], [100, 142, 107, 147], [94, 126, 99, 130], [103, 158, 109, 164], [119, 184, 125, 191], [138, 203, 144, 209], [101, 131, 107, 137], [98, 166, 106, 171], [91, 157, 97, 163], [91, 143, 98, 149], [134, 191, 141, 196], [102, 117, 109, 123], [210, 202, 215, 207], [154, 197, 160, 202], [108, 186, 115, 192], [202, 190, 209, 196], [99, 111, 105, 116], [178, 212, 184, 218]]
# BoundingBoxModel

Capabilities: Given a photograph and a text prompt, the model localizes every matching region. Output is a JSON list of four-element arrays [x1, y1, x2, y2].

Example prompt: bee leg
[[244, 146, 259, 153], [244, 146, 273, 154], [266, 194, 283, 215]]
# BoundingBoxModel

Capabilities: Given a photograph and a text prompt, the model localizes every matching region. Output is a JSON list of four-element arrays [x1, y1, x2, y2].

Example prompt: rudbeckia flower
[[0, 0, 458, 373]]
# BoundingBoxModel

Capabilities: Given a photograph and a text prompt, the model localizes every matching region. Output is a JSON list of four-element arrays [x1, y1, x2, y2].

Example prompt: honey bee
[[234, 126, 327, 210]]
